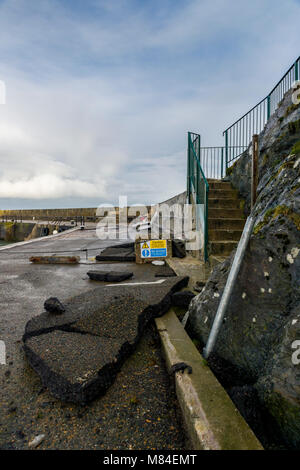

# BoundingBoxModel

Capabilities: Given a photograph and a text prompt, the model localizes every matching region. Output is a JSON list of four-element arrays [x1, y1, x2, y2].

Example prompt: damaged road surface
[[0, 230, 188, 449], [23, 277, 188, 404]]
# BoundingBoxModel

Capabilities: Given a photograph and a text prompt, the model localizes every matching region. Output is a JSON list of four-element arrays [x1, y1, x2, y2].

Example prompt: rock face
[[188, 89, 300, 448], [23, 276, 188, 404]]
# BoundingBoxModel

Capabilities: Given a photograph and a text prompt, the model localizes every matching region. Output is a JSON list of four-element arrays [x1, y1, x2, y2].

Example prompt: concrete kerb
[[167, 255, 211, 290], [155, 310, 263, 450]]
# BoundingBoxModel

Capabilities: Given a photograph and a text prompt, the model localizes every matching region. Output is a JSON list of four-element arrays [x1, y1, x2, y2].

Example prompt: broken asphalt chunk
[[30, 256, 80, 264], [87, 271, 133, 282], [44, 297, 66, 315], [23, 276, 189, 403], [171, 291, 195, 308], [172, 239, 186, 259], [95, 242, 136, 262]]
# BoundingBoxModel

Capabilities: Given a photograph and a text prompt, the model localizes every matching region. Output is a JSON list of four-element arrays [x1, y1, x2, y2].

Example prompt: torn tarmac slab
[[171, 291, 195, 308], [95, 242, 136, 262], [29, 256, 80, 264], [87, 270, 133, 282], [23, 276, 189, 403]]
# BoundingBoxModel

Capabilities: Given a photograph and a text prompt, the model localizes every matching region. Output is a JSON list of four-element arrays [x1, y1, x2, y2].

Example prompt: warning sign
[[140, 240, 167, 258]]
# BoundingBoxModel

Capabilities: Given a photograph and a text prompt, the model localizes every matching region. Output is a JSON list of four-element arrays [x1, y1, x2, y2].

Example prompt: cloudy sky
[[0, 0, 299, 209]]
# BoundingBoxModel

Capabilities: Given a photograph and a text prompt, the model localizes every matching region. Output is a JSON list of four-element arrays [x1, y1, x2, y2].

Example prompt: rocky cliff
[[188, 88, 300, 448]]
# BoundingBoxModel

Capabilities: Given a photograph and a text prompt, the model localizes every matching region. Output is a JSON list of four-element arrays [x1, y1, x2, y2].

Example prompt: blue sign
[[151, 248, 167, 257], [140, 240, 168, 258]]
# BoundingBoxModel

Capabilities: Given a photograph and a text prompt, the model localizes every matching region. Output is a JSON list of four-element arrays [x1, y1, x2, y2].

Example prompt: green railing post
[[295, 59, 299, 81], [187, 132, 190, 203], [225, 130, 228, 174], [267, 94, 271, 120], [204, 184, 209, 262], [221, 147, 224, 178]]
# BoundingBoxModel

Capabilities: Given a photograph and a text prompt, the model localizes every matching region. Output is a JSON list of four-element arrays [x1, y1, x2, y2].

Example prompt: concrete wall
[[154, 190, 203, 259], [157, 191, 187, 208], [0, 205, 153, 222], [0, 208, 99, 221], [0, 222, 69, 243], [0, 222, 36, 242]]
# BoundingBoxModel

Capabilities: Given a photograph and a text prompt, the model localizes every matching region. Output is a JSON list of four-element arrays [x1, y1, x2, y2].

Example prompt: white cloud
[[0, 174, 103, 199], [0, 0, 299, 206]]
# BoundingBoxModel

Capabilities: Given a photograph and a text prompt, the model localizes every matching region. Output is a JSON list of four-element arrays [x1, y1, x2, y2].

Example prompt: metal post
[[251, 134, 259, 209], [221, 147, 224, 179], [225, 131, 228, 173], [187, 133, 190, 203], [267, 95, 271, 120], [204, 184, 209, 262], [203, 216, 256, 359], [295, 60, 299, 81]]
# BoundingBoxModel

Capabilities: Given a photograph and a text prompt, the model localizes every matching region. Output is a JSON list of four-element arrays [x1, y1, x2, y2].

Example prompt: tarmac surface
[[0, 228, 188, 449]]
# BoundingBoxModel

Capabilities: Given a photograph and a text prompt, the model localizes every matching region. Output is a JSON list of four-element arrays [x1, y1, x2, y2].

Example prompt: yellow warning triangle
[[142, 242, 149, 249]]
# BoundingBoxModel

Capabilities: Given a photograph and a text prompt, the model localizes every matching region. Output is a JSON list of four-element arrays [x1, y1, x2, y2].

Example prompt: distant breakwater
[[0, 221, 70, 243]]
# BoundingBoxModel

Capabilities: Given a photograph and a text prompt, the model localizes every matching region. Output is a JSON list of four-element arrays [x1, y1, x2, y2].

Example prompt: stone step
[[209, 208, 244, 219], [208, 198, 240, 208], [209, 189, 238, 199], [208, 229, 243, 241], [209, 240, 238, 255], [208, 181, 232, 190], [208, 218, 245, 230]]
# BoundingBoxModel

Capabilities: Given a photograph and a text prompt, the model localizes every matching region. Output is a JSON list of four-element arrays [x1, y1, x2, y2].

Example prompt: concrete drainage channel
[[155, 309, 263, 450]]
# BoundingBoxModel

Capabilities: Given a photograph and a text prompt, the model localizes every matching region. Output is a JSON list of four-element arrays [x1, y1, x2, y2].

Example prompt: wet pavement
[[0, 229, 188, 449]]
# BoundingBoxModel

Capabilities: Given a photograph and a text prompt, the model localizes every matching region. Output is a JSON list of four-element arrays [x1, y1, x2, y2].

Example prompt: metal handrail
[[189, 139, 209, 190], [223, 56, 300, 168], [203, 216, 256, 358]]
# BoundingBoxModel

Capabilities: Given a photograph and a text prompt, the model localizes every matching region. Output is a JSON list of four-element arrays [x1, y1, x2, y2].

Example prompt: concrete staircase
[[207, 180, 245, 257]]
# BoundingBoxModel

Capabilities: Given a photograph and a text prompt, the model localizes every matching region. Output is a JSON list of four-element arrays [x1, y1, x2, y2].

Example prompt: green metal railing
[[223, 56, 300, 168], [187, 132, 209, 261], [186, 56, 299, 261], [199, 146, 247, 179]]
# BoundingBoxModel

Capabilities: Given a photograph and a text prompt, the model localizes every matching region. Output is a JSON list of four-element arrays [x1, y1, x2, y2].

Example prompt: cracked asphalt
[[0, 228, 187, 450]]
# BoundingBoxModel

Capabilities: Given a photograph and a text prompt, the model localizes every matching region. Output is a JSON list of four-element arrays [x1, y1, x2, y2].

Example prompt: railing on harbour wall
[[223, 56, 300, 169]]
